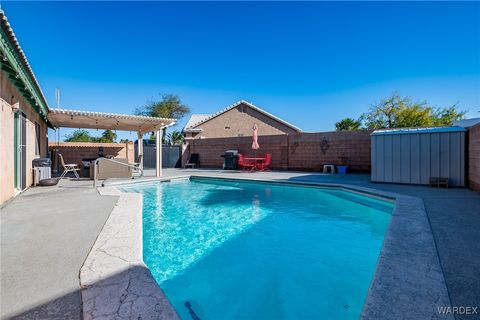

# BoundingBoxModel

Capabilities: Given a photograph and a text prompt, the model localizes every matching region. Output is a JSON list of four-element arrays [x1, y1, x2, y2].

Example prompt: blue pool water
[[122, 178, 393, 320]]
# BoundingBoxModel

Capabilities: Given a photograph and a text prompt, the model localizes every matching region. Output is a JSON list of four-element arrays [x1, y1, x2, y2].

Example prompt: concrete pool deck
[[1, 169, 479, 319], [0, 178, 117, 319]]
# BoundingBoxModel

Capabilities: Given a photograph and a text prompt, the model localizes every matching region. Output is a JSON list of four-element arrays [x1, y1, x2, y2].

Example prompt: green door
[[13, 112, 27, 191], [14, 112, 19, 189]]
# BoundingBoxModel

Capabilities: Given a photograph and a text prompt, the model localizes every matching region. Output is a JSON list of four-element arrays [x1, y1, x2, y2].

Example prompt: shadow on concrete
[[2, 290, 82, 320], [2, 265, 177, 320]]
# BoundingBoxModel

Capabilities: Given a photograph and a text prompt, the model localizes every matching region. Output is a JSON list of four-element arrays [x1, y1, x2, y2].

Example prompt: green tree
[[119, 139, 130, 143], [64, 129, 92, 142], [135, 94, 190, 142], [360, 93, 466, 129], [433, 105, 465, 126], [335, 118, 362, 131], [97, 130, 117, 143], [64, 129, 118, 143], [167, 130, 184, 146], [135, 94, 190, 120]]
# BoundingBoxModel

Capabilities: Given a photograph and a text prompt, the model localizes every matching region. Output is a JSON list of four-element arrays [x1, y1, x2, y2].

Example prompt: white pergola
[[48, 109, 176, 177]]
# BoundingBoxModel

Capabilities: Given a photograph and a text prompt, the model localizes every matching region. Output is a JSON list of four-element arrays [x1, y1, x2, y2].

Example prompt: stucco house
[[182, 100, 302, 140], [0, 10, 50, 204]]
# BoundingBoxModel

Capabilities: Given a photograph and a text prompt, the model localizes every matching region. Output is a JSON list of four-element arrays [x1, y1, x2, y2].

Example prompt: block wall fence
[[48, 142, 135, 172], [184, 130, 372, 172], [468, 124, 480, 192]]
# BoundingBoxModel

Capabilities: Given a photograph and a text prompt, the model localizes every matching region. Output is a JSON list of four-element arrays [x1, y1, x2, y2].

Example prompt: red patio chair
[[258, 153, 272, 171], [238, 153, 254, 170]]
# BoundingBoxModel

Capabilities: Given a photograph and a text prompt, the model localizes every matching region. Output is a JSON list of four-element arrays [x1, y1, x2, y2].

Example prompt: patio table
[[244, 157, 265, 172]]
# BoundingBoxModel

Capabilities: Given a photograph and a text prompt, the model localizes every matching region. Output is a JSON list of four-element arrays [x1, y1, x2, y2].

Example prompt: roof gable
[[185, 100, 302, 132]]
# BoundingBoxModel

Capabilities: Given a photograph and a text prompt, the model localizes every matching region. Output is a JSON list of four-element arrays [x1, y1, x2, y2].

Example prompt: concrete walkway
[[0, 179, 117, 319], [1, 169, 479, 319]]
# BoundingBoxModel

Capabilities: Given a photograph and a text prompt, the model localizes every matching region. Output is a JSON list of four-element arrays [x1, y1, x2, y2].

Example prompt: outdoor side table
[[323, 164, 335, 174]]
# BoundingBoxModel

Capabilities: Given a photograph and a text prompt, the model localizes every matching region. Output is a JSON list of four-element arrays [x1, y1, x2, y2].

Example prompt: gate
[[135, 141, 181, 168]]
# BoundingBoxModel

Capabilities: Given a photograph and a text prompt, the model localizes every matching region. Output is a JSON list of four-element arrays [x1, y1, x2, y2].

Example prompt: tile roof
[[183, 114, 211, 131], [453, 118, 480, 128], [0, 10, 50, 115]]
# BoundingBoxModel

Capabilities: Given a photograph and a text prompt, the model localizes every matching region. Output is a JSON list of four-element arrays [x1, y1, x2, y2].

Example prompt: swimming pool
[[122, 177, 393, 319]]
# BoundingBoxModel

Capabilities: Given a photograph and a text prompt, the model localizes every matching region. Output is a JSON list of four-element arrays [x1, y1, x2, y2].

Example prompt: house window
[[35, 122, 41, 155]]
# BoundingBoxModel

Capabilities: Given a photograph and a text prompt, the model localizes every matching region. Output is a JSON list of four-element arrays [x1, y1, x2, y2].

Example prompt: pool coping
[[81, 175, 453, 320], [79, 187, 180, 320]]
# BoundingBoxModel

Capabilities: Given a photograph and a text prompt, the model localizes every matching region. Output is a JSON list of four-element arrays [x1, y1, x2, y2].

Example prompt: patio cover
[[48, 108, 176, 177], [48, 108, 175, 132]]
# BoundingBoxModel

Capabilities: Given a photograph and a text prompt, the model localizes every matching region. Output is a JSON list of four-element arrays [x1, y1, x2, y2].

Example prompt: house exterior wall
[[186, 103, 299, 140], [468, 123, 480, 192], [1, 70, 48, 204], [186, 130, 371, 172]]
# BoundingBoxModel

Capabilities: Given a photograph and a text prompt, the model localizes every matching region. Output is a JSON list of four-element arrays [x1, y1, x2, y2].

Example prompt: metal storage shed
[[371, 126, 466, 186]]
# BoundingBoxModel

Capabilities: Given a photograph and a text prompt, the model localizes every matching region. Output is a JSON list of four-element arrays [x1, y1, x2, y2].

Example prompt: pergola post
[[137, 131, 143, 169], [156, 128, 162, 177]]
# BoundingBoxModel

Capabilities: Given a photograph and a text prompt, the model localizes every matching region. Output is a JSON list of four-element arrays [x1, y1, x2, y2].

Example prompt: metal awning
[[48, 108, 176, 132]]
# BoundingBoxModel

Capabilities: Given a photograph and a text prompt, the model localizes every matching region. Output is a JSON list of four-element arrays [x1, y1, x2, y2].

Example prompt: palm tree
[[335, 118, 361, 131], [167, 131, 184, 146]]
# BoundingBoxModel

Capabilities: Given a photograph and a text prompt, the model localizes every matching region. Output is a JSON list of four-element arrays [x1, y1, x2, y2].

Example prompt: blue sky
[[3, 1, 480, 141]]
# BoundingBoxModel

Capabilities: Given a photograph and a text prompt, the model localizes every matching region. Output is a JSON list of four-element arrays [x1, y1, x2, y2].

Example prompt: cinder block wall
[[468, 124, 480, 192], [187, 130, 372, 172], [48, 142, 134, 170]]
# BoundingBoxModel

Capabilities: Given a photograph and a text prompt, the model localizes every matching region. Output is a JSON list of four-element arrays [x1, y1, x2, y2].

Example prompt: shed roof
[[371, 126, 466, 136], [48, 108, 176, 132]]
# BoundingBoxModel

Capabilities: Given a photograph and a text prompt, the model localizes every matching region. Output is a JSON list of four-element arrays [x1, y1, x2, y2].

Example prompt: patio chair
[[184, 153, 200, 168], [132, 154, 143, 173], [58, 153, 80, 179], [238, 153, 254, 171], [258, 153, 272, 171]]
